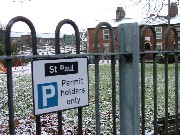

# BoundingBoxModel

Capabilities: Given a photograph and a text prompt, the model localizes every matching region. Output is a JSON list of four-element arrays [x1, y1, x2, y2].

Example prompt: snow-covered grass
[[139, 63, 180, 135], [0, 64, 118, 134], [0, 63, 179, 134]]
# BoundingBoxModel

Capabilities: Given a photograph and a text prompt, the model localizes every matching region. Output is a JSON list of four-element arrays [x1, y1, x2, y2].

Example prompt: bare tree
[[124, 0, 179, 16]]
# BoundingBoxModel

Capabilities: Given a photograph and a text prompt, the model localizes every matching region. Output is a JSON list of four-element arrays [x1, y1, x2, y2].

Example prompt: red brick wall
[[140, 25, 175, 50], [21, 35, 31, 46], [88, 25, 176, 53], [87, 27, 118, 53]]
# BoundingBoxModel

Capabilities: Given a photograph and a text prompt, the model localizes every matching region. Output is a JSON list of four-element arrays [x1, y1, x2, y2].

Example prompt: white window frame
[[178, 41, 180, 49], [176, 27, 180, 37], [93, 44, 100, 47], [46, 39, 51, 43], [11, 38, 15, 42], [156, 43, 162, 51], [103, 29, 110, 40], [40, 39, 43, 43], [155, 27, 162, 39], [103, 44, 110, 53]]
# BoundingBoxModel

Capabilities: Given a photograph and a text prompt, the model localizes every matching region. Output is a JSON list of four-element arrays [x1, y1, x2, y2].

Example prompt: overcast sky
[[0, 0, 172, 34]]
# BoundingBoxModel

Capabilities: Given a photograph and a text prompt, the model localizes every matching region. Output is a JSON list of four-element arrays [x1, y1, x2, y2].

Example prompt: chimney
[[170, 2, 178, 18], [116, 7, 125, 22], [150, 14, 155, 17]]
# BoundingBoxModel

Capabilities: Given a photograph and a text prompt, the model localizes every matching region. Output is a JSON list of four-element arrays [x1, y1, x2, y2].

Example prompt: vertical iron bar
[[29, 17, 39, 135], [94, 22, 116, 134], [109, 25, 116, 135], [55, 20, 63, 135], [6, 59, 14, 135], [94, 23, 101, 135], [36, 115, 41, 135], [78, 108, 82, 134], [164, 27, 169, 135], [111, 54, 116, 134], [75, 21, 82, 135], [164, 26, 179, 135], [164, 26, 178, 135], [95, 55, 100, 134], [5, 16, 37, 135], [141, 51, 145, 135], [173, 27, 179, 134], [175, 52, 179, 134], [57, 112, 63, 135], [5, 22, 14, 134], [164, 51, 168, 135], [153, 50, 158, 134], [140, 28, 146, 135], [55, 19, 81, 135], [140, 25, 157, 135], [152, 26, 158, 134]]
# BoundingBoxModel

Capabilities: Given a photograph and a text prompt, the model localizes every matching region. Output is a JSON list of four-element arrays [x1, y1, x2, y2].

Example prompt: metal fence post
[[118, 23, 140, 135], [5, 16, 37, 135], [55, 19, 81, 135]]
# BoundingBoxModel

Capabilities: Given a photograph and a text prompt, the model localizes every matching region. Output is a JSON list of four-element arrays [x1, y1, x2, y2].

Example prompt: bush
[[157, 53, 175, 63]]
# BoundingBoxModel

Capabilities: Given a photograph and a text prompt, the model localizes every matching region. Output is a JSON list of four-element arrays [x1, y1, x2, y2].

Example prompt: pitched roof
[[11, 32, 63, 38], [36, 33, 63, 38], [170, 15, 180, 25], [87, 15, 180, 28], [11, 32, 30, 37]]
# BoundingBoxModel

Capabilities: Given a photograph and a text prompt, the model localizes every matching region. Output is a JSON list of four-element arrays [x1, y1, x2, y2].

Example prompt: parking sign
[[32, 57, 89, 115]]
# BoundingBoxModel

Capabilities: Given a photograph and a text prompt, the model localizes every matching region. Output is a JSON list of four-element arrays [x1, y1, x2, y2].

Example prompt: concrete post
[[118, 23, 140, 135]]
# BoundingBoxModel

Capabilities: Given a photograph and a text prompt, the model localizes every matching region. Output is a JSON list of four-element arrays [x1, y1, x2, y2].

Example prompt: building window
[[46, 39, 51, 43], [104, 44, 109, 53], [177, 41, 180, 49], [157, 43, 162, 51], [103, 29, 110, 40], [145, 42, 151, 50], [155, 27, 162, 39], [175, 27, 180, 37], [11, 38, 19, 43], [93, 44, 100, 47]]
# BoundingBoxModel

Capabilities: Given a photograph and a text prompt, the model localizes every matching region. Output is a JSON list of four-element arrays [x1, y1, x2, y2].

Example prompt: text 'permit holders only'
[[32, 57, 89, 115]]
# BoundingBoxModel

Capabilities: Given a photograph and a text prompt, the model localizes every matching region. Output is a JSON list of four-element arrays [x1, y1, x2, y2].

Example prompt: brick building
[[87, 3, 180, 54], [11, 32, 63, 47]]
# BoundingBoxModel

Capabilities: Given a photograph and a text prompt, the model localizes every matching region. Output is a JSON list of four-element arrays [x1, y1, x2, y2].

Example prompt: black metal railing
[[140, 25, 179, 135], [1, 15, 180, 135]]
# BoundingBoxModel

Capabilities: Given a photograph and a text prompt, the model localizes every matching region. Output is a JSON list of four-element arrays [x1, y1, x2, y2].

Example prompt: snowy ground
[[0, 63, 155, 135]]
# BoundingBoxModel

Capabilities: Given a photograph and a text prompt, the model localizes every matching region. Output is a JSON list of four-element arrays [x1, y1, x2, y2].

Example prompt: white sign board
[[32, 57, 89, 115]]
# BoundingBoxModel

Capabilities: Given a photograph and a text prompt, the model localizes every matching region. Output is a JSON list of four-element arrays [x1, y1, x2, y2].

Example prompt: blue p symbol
[[37, 82, 58, 109]]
